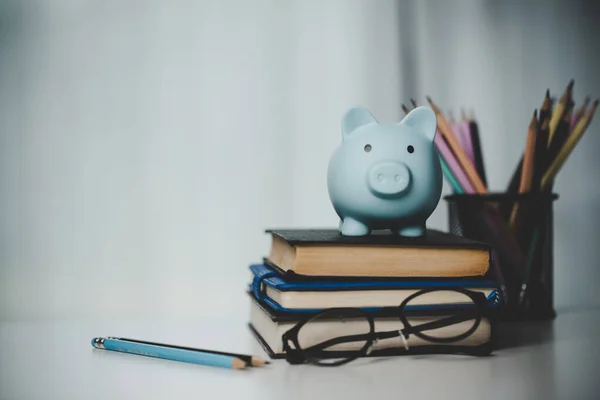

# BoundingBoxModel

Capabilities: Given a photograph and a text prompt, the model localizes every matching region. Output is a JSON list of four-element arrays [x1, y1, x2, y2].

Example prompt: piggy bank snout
[[367, 160, 411, 198]]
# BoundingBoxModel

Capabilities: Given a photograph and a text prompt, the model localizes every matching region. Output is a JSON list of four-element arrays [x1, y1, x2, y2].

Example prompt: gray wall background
[[1, 0, 599, 320]]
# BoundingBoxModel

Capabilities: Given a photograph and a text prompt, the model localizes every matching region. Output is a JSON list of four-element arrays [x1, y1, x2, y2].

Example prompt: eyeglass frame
[[280, 286, 495, 366]]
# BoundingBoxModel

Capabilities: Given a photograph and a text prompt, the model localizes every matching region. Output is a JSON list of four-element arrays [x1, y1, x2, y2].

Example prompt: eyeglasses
[[281, 287, 496, 366]]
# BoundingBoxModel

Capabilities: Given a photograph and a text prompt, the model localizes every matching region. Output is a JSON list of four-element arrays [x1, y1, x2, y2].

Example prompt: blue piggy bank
[[327, 106, 442, 237]]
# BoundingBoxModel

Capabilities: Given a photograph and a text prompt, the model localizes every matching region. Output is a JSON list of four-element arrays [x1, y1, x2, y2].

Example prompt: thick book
[[249, 264, 501, 312], [248, 294, 494, 359], [266, 228, 491, 278]]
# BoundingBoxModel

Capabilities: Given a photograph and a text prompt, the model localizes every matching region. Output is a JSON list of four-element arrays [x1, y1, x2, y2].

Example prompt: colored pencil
[[509, 110, 539, 229], [548, 79, 574, 145], [506, 90, 551, 194], [546, 101, 574, 169], [461, 121, 475, 163], [456, 111, 475, 163], [111, 337, 269, 367], [532, 119, 550, 190], [538, 89, 552, 126], [435, 134, 476, 193], [450, 115, 464, 151], [542, 99, 598, 190], [459, 110, 476, 164], [438, 151, 464, 194], [427, 96, 488, 193], [91, 337, 247, 369], [520, 110, 539, 192], [468, 115, 487, 189], [571, 96, 590, 131]]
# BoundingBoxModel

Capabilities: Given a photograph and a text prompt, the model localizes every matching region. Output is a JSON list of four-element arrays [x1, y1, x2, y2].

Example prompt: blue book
[[249, 263, 501, 314]]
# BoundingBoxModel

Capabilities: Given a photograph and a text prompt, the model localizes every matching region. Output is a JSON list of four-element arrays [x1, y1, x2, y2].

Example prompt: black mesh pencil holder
[[445, 192, 558, 321]]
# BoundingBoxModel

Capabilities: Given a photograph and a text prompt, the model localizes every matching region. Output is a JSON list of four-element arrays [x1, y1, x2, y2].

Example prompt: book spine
[[250, 267, 279, 302]]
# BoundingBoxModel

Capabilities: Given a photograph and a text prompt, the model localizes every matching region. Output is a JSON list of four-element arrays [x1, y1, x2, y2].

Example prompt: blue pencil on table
[[109, 336, 269, 367], [91, 337, 247, 369]]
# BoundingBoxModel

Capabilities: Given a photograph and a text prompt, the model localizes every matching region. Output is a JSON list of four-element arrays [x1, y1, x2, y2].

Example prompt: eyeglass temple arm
[[402, 310, 480, 337], [301, 332, 374, 353]]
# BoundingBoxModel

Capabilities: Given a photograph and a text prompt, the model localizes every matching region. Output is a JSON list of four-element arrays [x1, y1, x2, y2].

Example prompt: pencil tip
[[533, 109, 537, 118], [426, 95, 432, 103], [594, 99, 599, 107], [545, 88, 550, 98], [584, 96, 591, 105]]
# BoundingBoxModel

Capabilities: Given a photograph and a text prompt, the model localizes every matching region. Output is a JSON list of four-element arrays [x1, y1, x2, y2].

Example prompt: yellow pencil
[[427, 96, 488, 193], [548, 79, 574, 145], [573, 96, 590, 125], [542, 99, 598, 189]]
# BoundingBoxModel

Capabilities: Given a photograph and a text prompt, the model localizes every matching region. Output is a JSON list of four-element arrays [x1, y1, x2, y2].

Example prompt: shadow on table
[[495, 304, 600, 349], [494, 319, 555, 350]]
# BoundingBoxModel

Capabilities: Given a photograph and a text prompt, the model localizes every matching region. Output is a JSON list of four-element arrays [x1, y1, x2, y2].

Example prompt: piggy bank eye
[[364, 144, 372, 152], [407, 145, 414, 154]]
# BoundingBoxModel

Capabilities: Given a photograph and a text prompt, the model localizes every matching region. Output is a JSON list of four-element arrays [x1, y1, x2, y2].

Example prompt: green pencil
[[439, 154, 464, 194]]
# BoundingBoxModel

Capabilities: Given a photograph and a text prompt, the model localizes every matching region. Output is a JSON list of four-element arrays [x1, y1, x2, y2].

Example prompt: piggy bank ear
[[341, 106, 378, 140], [400, 106, 437, 142]]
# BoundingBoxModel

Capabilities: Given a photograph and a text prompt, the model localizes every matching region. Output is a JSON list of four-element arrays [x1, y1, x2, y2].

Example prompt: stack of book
[[247, 229, 501, 360]]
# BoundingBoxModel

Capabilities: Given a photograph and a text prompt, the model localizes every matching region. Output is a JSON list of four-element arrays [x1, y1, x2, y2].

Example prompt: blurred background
[[1, 0, 599, 321]]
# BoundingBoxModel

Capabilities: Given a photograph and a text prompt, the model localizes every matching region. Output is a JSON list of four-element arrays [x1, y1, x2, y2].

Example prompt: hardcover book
[[249, 263, 501, 312], [265, 229, 491, 278]]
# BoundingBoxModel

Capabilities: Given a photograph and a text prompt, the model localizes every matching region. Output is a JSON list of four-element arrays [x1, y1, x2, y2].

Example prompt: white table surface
[[2, 307, 599, 400]]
